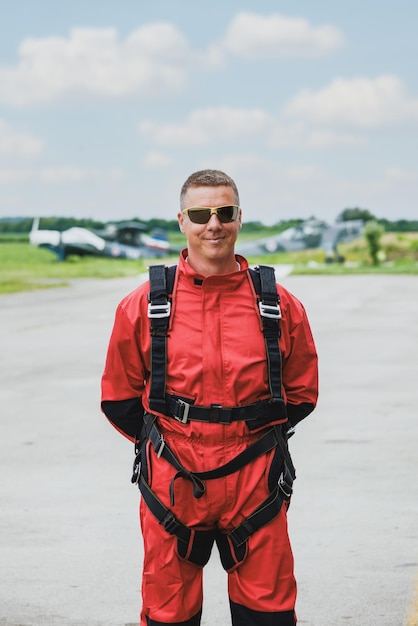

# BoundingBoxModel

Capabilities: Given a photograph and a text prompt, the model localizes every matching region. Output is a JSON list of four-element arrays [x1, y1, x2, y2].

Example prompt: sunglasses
[[181, 205, 240, 224]]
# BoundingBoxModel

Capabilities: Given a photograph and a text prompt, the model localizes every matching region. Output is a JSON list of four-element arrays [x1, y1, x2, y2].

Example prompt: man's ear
[[178, 213, 186, 233]]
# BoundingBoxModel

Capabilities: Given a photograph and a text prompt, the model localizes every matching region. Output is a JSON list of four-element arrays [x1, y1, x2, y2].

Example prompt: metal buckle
[[174, 399, 190, 424], [162, 512, 180, 535], [278, 472, 292, 499], [285, 426, 296, 439], [156, 435, 165, 458], [259, 302, 282, 319], [147, 301, 171, 319]]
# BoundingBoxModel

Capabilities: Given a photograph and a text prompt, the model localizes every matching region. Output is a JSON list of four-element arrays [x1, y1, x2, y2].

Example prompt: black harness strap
[[137, 425, 295, 570], [148, 264, 286, 423], [143, 411, 283, 504], [164, 394, 282, 425], [249, 265, 284, 409], [148, 265, 175, 415], [138, 263, 295, 570]]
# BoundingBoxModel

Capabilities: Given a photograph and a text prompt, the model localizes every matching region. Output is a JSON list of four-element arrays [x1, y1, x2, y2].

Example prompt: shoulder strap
[[248, 265, 284, 404], [148, 265, 177, 413], [147, 263, 284, 418]]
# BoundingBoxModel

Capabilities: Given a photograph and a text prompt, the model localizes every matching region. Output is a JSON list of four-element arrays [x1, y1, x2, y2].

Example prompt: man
[[101, 169, 318, 625]]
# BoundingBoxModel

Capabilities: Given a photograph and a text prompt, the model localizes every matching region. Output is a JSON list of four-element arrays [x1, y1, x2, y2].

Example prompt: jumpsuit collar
[[178, 248, 249, 292]]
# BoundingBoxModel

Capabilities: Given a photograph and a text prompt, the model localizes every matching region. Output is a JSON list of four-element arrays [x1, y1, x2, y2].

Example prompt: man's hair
[[180, 169, 240, 208]]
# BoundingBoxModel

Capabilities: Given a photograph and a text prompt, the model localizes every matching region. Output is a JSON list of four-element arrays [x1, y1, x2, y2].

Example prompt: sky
[[0, 0, 417, 225]]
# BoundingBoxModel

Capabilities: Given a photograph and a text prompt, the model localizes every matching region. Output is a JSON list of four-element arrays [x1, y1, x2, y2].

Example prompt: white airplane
[[237, 218, 364, 262], [29, 218, 180, 261]]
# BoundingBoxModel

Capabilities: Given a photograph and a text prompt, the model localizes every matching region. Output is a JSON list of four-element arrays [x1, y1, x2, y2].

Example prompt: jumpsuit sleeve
[[282, 301, 318, 427], [101, 302, 146, 441]]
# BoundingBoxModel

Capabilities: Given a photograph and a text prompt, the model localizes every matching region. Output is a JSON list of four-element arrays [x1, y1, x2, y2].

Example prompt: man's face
[[178, 185, 242, 270]]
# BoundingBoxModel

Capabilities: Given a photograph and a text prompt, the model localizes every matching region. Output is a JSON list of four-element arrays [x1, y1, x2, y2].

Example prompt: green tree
[[337, 207, 376, 222], [364, 220, 384, 265]]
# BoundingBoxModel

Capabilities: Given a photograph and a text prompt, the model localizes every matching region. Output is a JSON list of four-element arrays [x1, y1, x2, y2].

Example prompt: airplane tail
[[31, 217, 40, 233]]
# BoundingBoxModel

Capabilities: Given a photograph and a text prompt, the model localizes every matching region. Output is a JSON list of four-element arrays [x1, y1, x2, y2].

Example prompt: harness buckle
[[162, 512, 180, 535], [156, 435, 166, 458], [147, 301, 171, 319], [173, 399, 190, 424], [259, 301, 282, 320], [278, 472, 293, 499]]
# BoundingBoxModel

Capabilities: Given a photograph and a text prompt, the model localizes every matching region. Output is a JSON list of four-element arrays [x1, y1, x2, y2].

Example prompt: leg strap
[[216, 482, 289, 571], [137, 420, 295, 571], [138, 473, 215, 567]]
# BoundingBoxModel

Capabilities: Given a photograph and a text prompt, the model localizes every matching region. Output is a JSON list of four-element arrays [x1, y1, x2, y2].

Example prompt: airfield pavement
[[0, 270, 417, 626]]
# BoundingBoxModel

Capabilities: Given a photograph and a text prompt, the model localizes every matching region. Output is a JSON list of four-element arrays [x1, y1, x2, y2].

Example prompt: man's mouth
[[205, 236, 224, 243]]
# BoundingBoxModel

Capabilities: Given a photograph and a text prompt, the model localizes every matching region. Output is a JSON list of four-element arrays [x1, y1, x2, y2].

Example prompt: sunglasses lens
[[184, 205, 239, 224], [188, 209, 211, 224], [217, 206, 238, 223]]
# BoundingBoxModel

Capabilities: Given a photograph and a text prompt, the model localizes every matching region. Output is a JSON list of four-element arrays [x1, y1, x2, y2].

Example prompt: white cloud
[[0, 166, 122, 185], [0, 14, 346, 107], [38, 166, 100, 183], [143, 152, 173, 168], [0, 168, 32, 184], [269, 122, 364, 148], [0, 118, 43, 159], [139, 105, 365, 150], [283, 75, 418, 127], [0, 24, 192, 106], [139, 107, 273, 145], [138, 73, 418, 153], [222, 12, 344, 59], [219, 153, 327, 182], [385, 167, 418, 181]]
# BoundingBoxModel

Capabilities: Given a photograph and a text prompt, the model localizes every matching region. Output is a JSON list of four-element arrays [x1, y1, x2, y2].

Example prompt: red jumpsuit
[[101, 251, 318, 626]]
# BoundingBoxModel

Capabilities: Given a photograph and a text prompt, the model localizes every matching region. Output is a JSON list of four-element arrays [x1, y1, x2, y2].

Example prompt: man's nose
[[206, 213, 222, 227]]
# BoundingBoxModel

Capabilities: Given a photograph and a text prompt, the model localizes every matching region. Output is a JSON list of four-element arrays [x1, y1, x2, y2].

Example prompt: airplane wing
[[237, 227, 308, 256]]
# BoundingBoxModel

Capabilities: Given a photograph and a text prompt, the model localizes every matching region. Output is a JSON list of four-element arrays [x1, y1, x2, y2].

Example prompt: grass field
[[1, 232, 417, 294], [0, 242, 159, 293]]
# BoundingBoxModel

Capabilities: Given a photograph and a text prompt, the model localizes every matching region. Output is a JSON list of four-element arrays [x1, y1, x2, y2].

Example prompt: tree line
[[0, 210, 417, 234]]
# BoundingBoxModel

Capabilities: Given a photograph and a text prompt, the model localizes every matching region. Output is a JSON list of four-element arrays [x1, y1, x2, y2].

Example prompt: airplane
[[29, 216, 364, 263], [29, 218, 181, 261], [237, 218, 364, 262]]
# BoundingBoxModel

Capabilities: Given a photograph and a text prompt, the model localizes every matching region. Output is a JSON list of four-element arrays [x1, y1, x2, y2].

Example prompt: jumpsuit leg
[[139, 430, 297, 625], [139, 498, 204, 626], [227, 507, 297, 626]]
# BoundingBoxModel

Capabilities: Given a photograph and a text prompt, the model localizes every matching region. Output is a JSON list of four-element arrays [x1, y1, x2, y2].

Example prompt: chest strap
[[164, 394, 284, 425], [147, 264, 285, 421]]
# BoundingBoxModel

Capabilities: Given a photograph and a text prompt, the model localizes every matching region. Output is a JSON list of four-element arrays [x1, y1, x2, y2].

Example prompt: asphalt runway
[[1, 272, 417, 626]]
